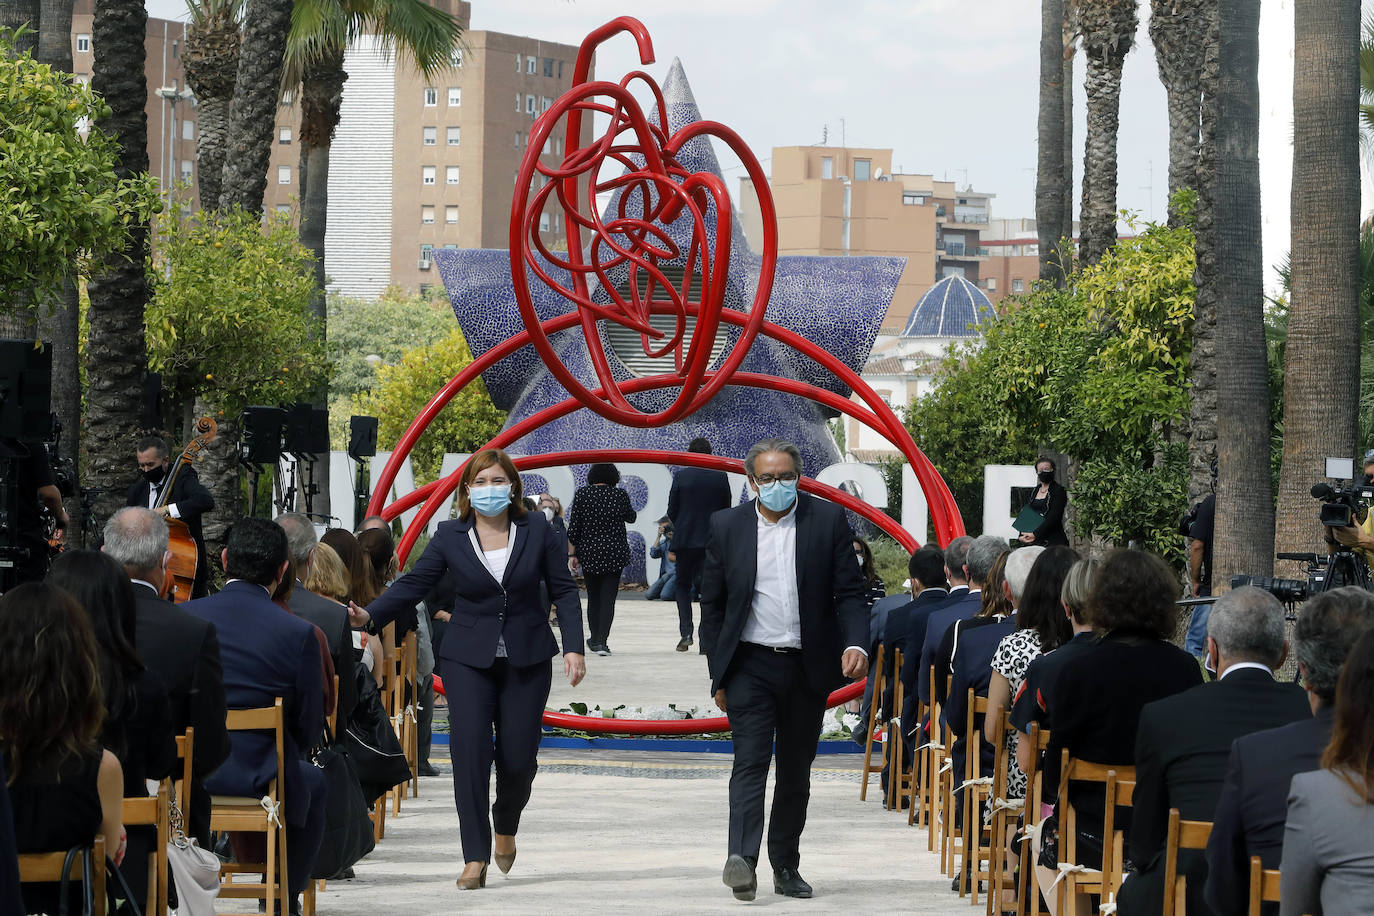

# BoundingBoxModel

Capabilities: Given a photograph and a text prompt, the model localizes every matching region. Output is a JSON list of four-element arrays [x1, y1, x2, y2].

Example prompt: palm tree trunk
[[183, 3, 240, 215], [193, 94, 231, 212], [1062, 2, 1078, 253], [1212, 0, 1273, 586], [1038, 0, 1069, 285], [86, 0, 152, 531], [1188, 0, 1220, 505], [1275, 0, 1361, 566], [194, 395, 238, 558], [1078, 0, 1137, 268], [217, 0, 292, 214], [1150, 0, 1207, 224]]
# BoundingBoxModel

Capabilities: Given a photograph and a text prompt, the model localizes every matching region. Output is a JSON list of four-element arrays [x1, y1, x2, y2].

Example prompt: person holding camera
[[647, 516, 677, 602], [1329, 450, 1374, 562]]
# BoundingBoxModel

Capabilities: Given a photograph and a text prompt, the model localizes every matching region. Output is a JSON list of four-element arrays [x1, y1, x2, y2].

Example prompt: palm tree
[[1275, 0, 1361, 567], [182, 0, 241, 213], [1077, 0, 1137, 266], [1062, 0, 1078, 254], [1149, 0, 1208, 223], [1038, 0, 1069, 285], [86, 0, 153, 530], [217, 0, 292, 213], [1187, 0, 1220, 505]]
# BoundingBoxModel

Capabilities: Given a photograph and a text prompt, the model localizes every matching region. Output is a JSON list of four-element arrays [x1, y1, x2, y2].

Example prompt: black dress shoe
[[722, 854, 757, 901], [773, 866, 813, 898], [418, 761, 441, 777]]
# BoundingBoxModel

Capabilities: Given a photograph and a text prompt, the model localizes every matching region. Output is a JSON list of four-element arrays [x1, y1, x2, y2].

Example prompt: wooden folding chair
[[211, 698, 289, 916], [986, 708, 1022, 916], [938, 674, 960, 872], [121, 781, 170, 916], [958, 690, 993, 905], [906, 695, 931, 828], [886, 648, 908, 811], [859, 643, 886, 801], [391, 629, 418, 815], [17, 836, 107, 916], [174, 728, 195, 817], [926, 667, 949, 854], [1246, 856, 1281, 916], [1053, 754, 1135, 916], [1016, 723, 1052, 916], [1102, 774, 1136, 905], [1160, 808, 1212, 916]]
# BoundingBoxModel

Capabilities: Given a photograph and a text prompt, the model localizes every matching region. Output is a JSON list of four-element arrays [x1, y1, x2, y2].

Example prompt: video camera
[[1310, 481, 1374, 528]]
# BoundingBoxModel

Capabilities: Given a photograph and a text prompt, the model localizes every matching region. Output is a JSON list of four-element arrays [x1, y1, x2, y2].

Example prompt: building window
[[422, 165, 436, 185], [543, 57, 554, 77], [555, 137, 563, 155], [446, 166, 459, 186], [986, 277, 997, 291], [445, 205, 458, 224], [1012, 278, 1024, 293], [515, 131, 521, 148], [540, 212, 551, 232], [853, 158, 871, 181], [515, 92, 522, 112], [180, 160, 193, 180], [277, 165, 291, 185], [902, 192, 927, 205], [447, 126, 460, 146], [541, 96, 552, 112], [450, 49, 462, 68], [443, 244, 457, 249], [276, 204, 291, 215], [420, 243, 433, 263], [515, 53, 522, 72], [281, 88, 294, 105], [423, 87, 437, 106], [422, 126, 436, 146], [75, 34, 89, 52], [543, 136, 552, 155], [279, 126, 291, 144], [448, 86, 461, 106], [172, 40, 179, 59], [183, 119, 195, 140], [558, 60, 564, 79], [526, 56, 536, 74], [821, 157, 833, 180], [421, 205, 435, 224], [525, 94, 535, 114]]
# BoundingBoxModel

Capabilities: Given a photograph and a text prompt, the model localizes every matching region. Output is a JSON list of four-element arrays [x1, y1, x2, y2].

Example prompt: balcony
[[947, 210, 989, 226]]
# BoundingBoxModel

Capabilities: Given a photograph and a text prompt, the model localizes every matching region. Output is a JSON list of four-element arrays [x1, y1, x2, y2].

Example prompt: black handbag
[[309, 727, 376, 879], [344, 669, 412, 803], [104, 855, 143, 916], [55, 845, 94, 916]]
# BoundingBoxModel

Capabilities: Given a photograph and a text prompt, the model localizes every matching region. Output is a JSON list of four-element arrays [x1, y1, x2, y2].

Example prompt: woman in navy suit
[[350, 449, 585, 891]]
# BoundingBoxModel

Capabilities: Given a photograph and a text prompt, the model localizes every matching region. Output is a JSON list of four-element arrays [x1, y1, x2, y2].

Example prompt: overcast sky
[[145, 0, 1353, 294]]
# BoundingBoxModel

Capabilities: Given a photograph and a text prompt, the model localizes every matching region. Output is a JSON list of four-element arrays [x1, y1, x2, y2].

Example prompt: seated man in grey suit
[[1205, 586, 1374, 915]]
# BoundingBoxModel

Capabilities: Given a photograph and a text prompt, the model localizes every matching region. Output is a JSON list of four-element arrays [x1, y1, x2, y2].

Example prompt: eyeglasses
[[754, 472, 798, 485]]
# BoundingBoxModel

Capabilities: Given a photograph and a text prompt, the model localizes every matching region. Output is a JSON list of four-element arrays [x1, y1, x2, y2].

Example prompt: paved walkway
[[225, 600, 960, 913]]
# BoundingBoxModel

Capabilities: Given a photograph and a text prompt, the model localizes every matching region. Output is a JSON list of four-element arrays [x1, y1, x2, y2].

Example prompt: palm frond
[[281, 0, 464, 92], [185, 0, 245, 29]]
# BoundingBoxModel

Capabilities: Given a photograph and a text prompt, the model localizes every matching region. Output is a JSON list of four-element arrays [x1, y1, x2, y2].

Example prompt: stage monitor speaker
[[0, 340, 52, 442], [283, 403, 329, 455], [240, 406, 286, 465], [348, 415, 378, 459]]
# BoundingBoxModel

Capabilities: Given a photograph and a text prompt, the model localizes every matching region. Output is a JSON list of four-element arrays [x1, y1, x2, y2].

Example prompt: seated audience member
[[936, 543, 1020, 708], [0, 584, 125, 914], [271, 560, 337, 727], [102, 507, 231, 846], [890, 547, 951, 747], [855, 537, 887, 609], [1036, 549, 1203, 903], [920, 535, 1003, 711], [276, 513, 358, 727], [1205, 587, 1374, 916], [1012, 558, 1100, 776], [1280, 627, 1374, 916], [307, 542, 385, 680], [1116, 587, 1310, 915], [904, 535, 973, 705], [321, 528, 370, 604], [185, 519, 327, 913]]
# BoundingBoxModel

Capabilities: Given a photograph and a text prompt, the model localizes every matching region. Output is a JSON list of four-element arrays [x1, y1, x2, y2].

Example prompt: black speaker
[[0, 340, 52, 442], [240, 406, 286, 465], [348, 415, 378, 459], [283, 403, 329, 455]]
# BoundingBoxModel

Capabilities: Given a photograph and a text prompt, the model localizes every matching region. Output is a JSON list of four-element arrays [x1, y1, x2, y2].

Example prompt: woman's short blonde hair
[[305, 542, 350, 603]]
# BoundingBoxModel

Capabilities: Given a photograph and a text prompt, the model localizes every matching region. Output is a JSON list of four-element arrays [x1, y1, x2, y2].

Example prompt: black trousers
[[444, 656, 552, 863], [723, 644, 827, 871], [583, 572, 621, 645], [673, 548, 706, 639]]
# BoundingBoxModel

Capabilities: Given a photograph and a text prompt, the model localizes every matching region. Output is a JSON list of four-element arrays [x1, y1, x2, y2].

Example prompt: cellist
[[126, 435, 215, 598]]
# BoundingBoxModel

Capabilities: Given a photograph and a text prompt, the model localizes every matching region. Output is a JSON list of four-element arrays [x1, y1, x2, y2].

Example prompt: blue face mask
[[470, 484, 512, 517], [757, 479, 798, 512]]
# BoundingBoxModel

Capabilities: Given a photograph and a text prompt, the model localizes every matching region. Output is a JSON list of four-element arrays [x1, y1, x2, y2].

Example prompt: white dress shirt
[[1218, 661, 1273, 680], [741, 502, 802, 648], [146, 480, 181, 519]]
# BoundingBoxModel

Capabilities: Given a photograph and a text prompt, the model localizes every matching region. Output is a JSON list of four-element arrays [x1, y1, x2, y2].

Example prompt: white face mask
[[542, 507, 554, 522]]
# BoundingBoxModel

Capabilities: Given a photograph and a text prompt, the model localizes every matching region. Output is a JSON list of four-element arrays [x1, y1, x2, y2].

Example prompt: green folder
[[1012, 504, 1044, 534]]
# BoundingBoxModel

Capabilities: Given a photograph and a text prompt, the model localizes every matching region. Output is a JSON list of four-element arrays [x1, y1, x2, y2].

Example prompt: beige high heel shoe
[[493, 835, 517, 874], [456, 862, 487, 890]]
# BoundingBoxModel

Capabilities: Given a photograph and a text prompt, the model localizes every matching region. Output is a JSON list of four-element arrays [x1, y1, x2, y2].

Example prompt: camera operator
[[0, 437, 68, 586], [1327, 450, 1374, 561]]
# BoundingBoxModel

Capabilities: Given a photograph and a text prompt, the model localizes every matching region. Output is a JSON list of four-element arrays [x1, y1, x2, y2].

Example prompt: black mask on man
[[143, 464, 167, 485], [1037, 470, 1055, 484]]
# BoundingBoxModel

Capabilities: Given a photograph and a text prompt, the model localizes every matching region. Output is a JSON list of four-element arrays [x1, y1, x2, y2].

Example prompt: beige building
[[71, 0, 197, 202], [738, 146, 994, 334], [262, 0, 591, 298]]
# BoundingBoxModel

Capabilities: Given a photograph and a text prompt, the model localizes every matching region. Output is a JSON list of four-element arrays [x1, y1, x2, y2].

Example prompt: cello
[[157, 416, 217, 602]]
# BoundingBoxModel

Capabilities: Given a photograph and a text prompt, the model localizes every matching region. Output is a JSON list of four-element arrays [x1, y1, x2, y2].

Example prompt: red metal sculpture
[[368, 17, 965, 736]]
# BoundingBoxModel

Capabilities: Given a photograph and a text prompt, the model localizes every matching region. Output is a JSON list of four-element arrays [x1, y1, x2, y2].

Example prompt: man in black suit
[[275, 513, 358, 731], [126, 435, 215, 598], [103, 507, 231, 845], [1116, 587, 1312, 916], [668, 437, 733, 652], [185, 518, 326, 911], [901, 535, 972, 704], [700, 438, 868, 901], [1204, 586, 1374, 915], [880, 547, 947, 774], [917, 535, 1004, 710]]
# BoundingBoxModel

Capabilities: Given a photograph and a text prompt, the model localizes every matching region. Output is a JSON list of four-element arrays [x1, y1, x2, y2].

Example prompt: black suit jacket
[[131, 583, 230, 841], [366, 510, 583, 668], [1203, 705, 1332, 916], [916, 590, 981, 706], [125, 466, 214, 547], [288, 582, 358, 728], [667, 466, 733, 550], [699, 494, 868, 697]]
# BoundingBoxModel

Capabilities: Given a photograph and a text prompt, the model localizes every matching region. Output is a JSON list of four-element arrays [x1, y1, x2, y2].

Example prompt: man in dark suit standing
[[126, 435, 215, 598], [275, 513, 358, 729], [1116, 587, 1312, 916], [1204, 586, 1374, 915], [668, 437, 733, 652], [185, 518, 326, 912], [102, 506, 231, 846], [700, 438, 868, 901]]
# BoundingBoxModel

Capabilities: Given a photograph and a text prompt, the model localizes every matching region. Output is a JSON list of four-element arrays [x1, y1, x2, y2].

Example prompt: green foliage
[[0, 30, 160, 309], [354, 328, 505, 483], [866, 535, 910, 598], [907, 205, 1196, 561], [147, 206, 327, 413]]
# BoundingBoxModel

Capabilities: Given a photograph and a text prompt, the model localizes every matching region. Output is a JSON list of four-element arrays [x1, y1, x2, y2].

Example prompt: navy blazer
[[667, 466, 733, 550], [184, 581, 324, 827], [699, 493, 868, 696], [898, 587, 958, 697], [366, 510, 583, 668], [916, 589, 981, 706]]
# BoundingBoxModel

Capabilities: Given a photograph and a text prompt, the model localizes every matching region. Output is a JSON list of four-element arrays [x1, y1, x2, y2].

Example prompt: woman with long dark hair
[[852, 537, 887, 609], [567, 463, 635, 655], [1281, 628, 1374, 914]]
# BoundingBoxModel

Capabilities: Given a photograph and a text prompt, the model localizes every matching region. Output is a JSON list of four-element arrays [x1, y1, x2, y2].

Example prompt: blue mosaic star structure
[[433, 57, 903, 489]]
